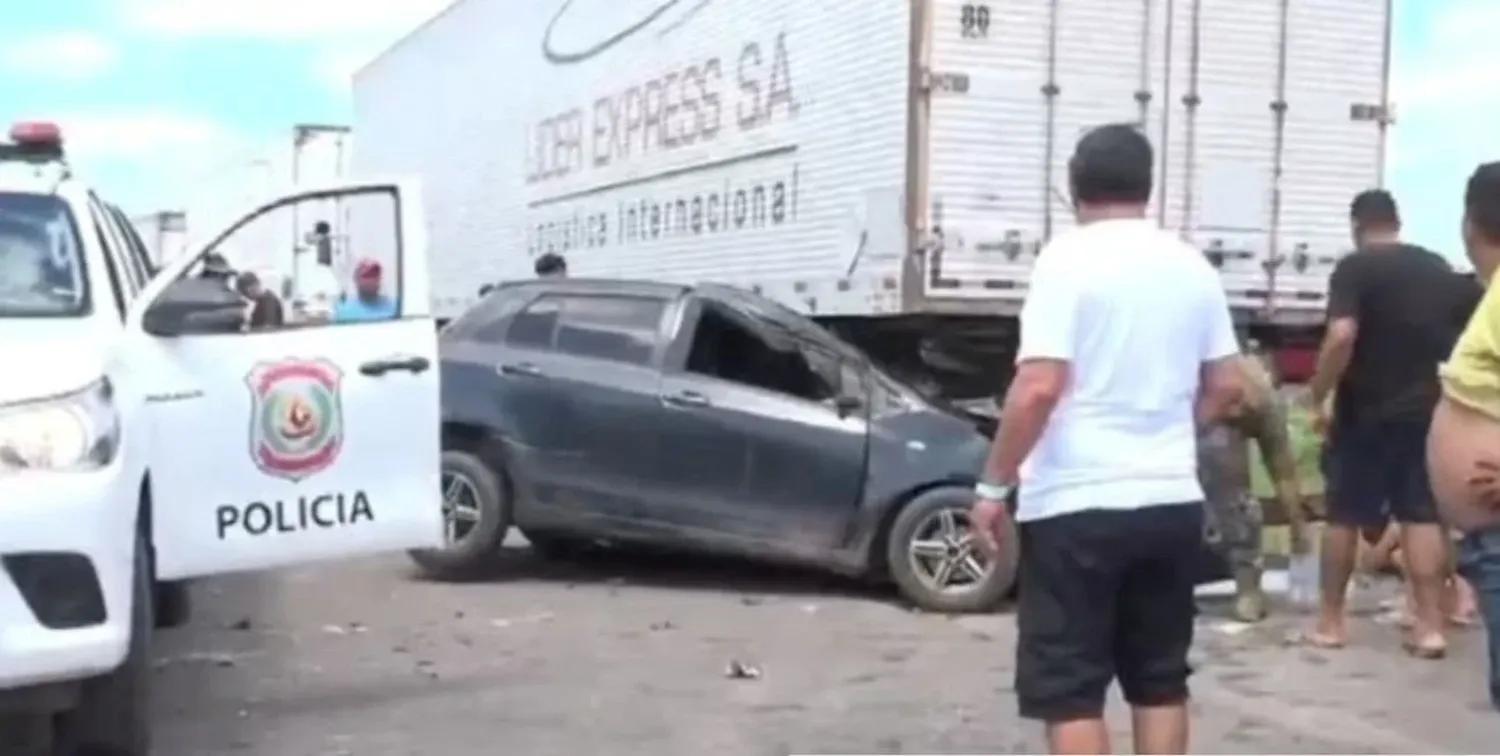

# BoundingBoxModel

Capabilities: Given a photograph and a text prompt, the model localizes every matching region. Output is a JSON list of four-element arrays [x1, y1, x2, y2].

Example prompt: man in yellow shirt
[[1429, 162, 1500, 710]]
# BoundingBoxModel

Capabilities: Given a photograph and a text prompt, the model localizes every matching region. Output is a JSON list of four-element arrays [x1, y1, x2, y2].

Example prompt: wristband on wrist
[[973, 481, 1012, 501]]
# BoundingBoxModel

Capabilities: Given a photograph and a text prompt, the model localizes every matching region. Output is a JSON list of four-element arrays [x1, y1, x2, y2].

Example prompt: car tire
[[53, 531, 153, 755], [408, 449, 511, 579], [885, 486, 1018, 614]]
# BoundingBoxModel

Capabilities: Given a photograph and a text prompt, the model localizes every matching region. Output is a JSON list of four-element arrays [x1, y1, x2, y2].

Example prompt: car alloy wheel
[[440, 470, 483, 547], [906, 506, 991, 593]]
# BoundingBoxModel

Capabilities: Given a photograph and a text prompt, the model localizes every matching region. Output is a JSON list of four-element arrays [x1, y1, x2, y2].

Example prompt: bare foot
[[1309, 617, 1347, 648], [1449, 578, 1480, 628]]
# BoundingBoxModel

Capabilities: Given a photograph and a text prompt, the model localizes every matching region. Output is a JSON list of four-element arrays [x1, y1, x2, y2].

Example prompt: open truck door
[[124, 179, 443, 579]]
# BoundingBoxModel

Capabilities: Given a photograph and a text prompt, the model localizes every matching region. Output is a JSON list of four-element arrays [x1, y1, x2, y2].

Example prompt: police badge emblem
[[246, 358, 344, 482]]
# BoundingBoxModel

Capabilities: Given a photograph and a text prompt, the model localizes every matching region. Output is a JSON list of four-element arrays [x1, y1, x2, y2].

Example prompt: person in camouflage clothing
[[1198, 351, 1309, 622]]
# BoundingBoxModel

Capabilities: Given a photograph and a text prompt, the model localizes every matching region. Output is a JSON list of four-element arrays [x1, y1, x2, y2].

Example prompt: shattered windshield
[[0, 192, 87, 316]]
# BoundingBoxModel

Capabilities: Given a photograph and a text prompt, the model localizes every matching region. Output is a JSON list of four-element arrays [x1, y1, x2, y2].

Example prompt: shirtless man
[[1199, 351, 1309, 622]]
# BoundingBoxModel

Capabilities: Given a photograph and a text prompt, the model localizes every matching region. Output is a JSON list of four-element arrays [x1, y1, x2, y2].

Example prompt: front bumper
[[0, 465, 136, 689]]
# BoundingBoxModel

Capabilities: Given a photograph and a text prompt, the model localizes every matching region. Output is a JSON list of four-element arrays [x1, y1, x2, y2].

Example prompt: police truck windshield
[[0, 192, 86, 316]]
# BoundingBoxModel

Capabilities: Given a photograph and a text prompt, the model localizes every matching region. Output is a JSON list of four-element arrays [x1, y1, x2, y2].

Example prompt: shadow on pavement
[[407, 544, 897, 604]]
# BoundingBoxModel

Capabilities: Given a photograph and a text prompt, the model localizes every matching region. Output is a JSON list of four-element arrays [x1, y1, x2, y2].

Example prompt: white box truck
[[128, 210, 187, 270], [352, 0, 1391, 398], [177, 125, 356, 302]]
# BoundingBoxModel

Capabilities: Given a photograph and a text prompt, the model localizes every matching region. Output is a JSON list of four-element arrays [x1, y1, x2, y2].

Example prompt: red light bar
[[9, 122, 62, 147]]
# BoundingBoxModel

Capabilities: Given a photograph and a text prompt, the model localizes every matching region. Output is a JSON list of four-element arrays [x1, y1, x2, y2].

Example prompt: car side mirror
[[142, 277, 246, 337]]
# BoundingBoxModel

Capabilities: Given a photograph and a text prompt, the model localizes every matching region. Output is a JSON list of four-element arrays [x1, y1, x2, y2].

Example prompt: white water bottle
[[1287, 525, 1319, 610], [1287, 553, 1315, 609]]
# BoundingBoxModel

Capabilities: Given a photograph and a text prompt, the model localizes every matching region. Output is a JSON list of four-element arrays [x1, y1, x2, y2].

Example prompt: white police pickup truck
[[0, 122, 443, 754]]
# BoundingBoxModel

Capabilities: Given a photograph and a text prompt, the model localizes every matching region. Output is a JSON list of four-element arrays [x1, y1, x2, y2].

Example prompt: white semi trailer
[[128, 210, 187, 269], [178, 125, 356, 300], [352, 0, 1391, 396]]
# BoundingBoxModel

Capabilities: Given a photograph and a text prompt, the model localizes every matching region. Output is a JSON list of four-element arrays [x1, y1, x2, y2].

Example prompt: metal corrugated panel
[[921, 0, 1387, 322], [353, 0, 914, 320], [1271, 0, 1389, 316], [128, 211, 188, 266]]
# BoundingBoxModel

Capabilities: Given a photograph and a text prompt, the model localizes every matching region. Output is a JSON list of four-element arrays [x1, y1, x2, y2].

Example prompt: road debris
[[724, 659, 761, 680], [491, 611, 555, 628]]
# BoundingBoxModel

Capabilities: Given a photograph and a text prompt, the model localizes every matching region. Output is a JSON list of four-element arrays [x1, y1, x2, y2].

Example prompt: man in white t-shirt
[[968, 124, 1244, 754]]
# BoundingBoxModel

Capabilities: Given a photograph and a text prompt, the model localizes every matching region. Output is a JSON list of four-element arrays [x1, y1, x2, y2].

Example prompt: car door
[[123, 180, 443, 579], [656, 298, 868, 550], [493, 291, 672, 525]]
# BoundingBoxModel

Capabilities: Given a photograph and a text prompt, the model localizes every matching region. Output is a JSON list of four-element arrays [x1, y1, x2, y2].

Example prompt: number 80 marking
[[960, 3, 990, 38]]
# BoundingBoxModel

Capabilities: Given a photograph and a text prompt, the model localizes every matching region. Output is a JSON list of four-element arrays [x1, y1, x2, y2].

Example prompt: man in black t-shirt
[[312, 221, 334, 266], [235, 271, 285, 330], [1307, 189, 1458, 656], [534, 252, 567, 278]]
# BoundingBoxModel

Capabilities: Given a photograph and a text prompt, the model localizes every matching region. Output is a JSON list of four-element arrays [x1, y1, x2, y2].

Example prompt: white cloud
[[120, 0, 456, 40], [118, 0, 457, 95], [1386, 0, 1500, 254], [38, 112, 248, 213], [316, 49, 373, 94], [50, 112, 239, 160], [1388, 3, 1500, 168], [0, 32, 117, 81]]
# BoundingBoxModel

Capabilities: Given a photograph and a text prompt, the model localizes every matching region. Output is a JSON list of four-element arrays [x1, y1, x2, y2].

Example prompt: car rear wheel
[[885, 487, 1018, 613], [408, 450, 511, 579]]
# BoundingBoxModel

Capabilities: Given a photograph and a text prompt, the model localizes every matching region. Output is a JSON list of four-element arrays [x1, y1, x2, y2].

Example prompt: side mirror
[[142, 277, 246, 337]]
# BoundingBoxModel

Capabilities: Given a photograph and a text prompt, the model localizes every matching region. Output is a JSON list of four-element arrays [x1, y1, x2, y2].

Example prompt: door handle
[[359, 355, 431, 376], [498, 362, 543, 377], [663, 390, 710, 408]]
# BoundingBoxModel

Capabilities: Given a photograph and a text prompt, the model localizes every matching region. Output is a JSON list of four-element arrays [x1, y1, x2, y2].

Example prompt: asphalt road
[[149, 545, 1499, 755]]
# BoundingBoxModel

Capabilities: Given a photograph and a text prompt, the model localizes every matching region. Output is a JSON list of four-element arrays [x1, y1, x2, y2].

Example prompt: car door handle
[[359, 355, 431, 376], [498, 362, 543, 377], [662, 390, 710, 408]]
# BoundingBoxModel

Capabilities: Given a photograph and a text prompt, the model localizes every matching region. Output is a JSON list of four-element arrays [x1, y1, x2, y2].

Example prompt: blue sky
[[0, 0, 1490, 261], [0, 0, 449, 213]]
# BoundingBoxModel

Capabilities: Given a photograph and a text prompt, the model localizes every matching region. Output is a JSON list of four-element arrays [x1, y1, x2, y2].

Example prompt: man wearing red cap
[[333, 258, 397, 322]]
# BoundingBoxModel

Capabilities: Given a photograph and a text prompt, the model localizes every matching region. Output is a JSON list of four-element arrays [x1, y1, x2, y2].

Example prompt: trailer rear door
[[918, 0, 1390, 323]]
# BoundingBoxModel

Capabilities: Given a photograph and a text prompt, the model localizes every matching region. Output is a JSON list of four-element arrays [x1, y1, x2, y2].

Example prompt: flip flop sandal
[[1448, 612, 1479, 628], [1402, 637, 1448, 659]]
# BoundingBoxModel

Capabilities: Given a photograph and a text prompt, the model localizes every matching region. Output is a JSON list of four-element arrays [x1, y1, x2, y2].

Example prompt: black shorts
[[1015, 503, 1202, 722], [1325, 419, 1438, 527]]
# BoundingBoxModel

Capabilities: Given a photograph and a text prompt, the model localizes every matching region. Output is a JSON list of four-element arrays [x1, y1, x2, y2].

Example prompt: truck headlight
[[0, 379, 120, 472]]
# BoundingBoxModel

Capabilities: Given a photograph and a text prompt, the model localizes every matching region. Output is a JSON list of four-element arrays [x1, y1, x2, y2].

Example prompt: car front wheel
[[885, 487, 1018, 613], [52, 530, 153, 755], [408, 449, 511, 579]]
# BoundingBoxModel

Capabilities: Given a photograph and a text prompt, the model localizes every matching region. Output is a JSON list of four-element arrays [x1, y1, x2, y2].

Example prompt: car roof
[[500, 277, 790, 308], [501, 277, 692, 299]]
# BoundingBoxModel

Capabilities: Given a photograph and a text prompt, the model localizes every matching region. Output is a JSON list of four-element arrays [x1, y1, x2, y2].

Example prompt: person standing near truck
[[534, 252, 567, 278], [1200, 351, 1309, 621], [332, 258, 398, 322], [968, 123, 1243, 755], [1306, 189, 1457, 657]]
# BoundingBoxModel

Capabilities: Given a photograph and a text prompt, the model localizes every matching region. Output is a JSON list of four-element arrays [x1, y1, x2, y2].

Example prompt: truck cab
[[0, 121, 445, 755]]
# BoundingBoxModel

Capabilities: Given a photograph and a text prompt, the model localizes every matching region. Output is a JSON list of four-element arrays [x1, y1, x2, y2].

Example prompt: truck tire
[[885, 487, 1017, 614], [408, 450, 511, 579], [53, 532, 152, 755]]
